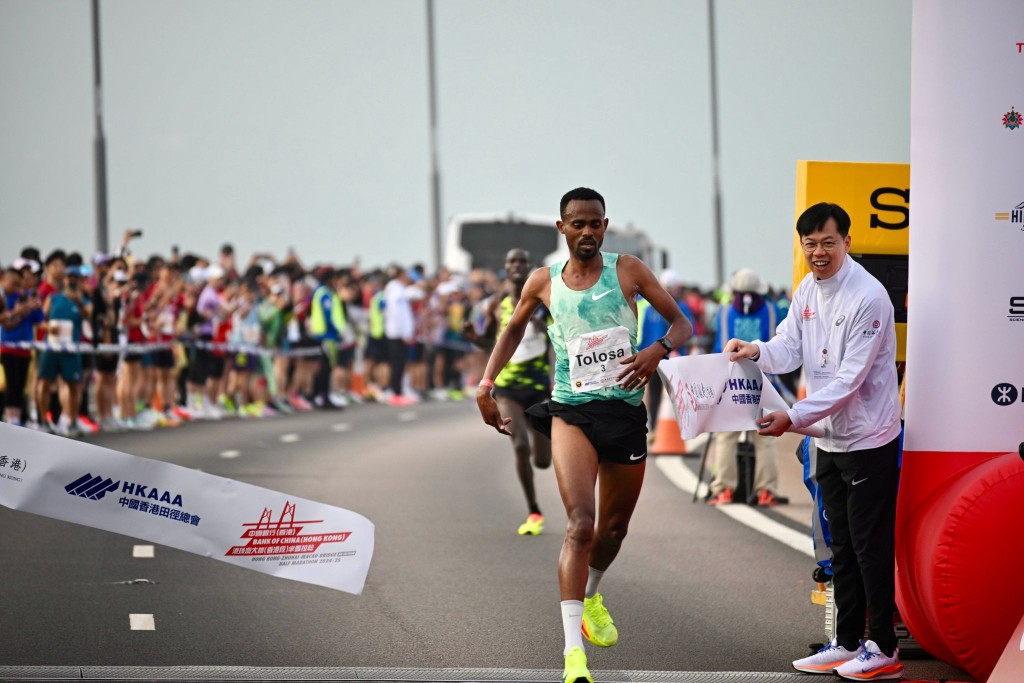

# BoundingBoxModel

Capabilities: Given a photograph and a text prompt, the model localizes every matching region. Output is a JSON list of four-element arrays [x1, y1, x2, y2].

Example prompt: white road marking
[[331, 423, 352, 432], [132, 545, 155, 559], [219, 449, 241, 459], [280, 433, 301, 443], [129, 614, 155, 630], [654, 455, 814, 558], [397, 412, 417, 422]]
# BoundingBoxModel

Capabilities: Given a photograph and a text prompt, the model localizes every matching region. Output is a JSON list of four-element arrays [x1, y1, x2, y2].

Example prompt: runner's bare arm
[[615, 255, 693, 390], [475, 268, 549, 435]]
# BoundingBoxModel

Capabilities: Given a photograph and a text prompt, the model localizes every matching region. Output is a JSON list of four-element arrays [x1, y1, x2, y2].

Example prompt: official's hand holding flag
[[657, 353, 824, 440]]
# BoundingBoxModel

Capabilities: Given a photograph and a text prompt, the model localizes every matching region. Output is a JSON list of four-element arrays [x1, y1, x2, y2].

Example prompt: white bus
[[443, 212, 665, 275]]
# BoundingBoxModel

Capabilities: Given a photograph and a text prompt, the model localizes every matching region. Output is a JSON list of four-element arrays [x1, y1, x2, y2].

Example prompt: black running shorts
[[525, 399, 648, 465], [494, 385, 549, 410]]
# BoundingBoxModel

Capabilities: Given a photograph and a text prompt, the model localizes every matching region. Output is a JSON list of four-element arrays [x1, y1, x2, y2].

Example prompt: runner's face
[[558, 199, 607, 261], [504, 250, 531, 284]]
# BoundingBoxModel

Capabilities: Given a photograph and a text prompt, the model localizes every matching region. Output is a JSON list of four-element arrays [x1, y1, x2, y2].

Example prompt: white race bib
[[158, 309, 176, 335], [48, 320, 73, 344], [565, 325, 631, 394]]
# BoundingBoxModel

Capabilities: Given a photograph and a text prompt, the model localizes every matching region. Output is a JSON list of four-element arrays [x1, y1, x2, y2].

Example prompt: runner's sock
[[584, 567, 605, 598], [560, 600, 585, 655], [529, 503, 542, 515]]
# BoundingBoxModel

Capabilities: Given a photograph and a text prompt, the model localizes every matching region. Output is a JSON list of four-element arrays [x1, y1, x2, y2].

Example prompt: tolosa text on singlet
[[565, 326, 631, 394]]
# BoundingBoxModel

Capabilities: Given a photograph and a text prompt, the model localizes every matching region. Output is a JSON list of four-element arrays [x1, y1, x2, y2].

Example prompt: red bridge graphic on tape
[[225, 501, 351, 557]]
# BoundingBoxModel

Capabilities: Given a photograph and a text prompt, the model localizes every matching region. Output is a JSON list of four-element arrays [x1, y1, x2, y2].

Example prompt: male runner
[[476, 187, 692, 683], [463, 248, 553, 535]]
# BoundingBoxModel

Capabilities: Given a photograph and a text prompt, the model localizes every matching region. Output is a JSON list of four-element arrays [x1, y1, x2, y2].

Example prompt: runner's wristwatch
[[657, 336, 673, 352]]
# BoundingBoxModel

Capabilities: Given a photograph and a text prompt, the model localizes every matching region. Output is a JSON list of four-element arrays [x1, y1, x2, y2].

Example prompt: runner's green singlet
[[547, 253, 643, 406]]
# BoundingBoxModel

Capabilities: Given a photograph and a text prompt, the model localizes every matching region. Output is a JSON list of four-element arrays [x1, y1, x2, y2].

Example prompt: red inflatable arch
[[896, 448, 1024, 681]]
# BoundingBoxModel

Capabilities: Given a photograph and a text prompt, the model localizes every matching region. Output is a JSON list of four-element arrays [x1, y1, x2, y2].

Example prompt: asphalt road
[[0, 400, 974, 682]]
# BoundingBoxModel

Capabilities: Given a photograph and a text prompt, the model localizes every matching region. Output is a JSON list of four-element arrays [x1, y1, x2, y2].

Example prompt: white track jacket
[[752, 256, 902, 452]]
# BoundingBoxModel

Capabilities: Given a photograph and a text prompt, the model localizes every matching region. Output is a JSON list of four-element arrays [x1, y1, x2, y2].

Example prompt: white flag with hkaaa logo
[[0, 423, 374, 594], [657, 353, 824, 440]]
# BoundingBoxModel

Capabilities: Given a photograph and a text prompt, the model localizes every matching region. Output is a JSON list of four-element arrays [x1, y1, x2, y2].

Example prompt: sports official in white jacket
[[724, 202, 904, 681]]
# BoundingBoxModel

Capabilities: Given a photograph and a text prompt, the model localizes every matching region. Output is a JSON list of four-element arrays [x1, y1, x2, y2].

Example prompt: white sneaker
[[196, 402, 222, 420], [793, 638, 864, 674], [834, 640, 903, 680], [100, 416, 124, 433], [328, 392, 349, 408], [125, 415, 154, 431], [55, 416, 73, 437], [135, 409, 160, 430]]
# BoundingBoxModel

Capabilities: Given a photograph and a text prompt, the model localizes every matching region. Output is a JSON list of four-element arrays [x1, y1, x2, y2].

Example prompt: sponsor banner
[[905, 0, 1024, 454], [793, 161, 910, 266], [0, 423, 374, 595], [657, 353, 824, 440]]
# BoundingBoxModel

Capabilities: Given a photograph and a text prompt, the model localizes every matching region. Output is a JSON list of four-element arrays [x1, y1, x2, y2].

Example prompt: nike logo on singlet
[[629, 452, 645, 461], [591, 290, 615, 301]]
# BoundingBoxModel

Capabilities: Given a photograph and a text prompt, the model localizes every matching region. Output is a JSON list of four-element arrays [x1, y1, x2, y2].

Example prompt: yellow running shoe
[[582, 593, 618, 647], [561, 646, 593, 683], [518, 513, 544, 535]]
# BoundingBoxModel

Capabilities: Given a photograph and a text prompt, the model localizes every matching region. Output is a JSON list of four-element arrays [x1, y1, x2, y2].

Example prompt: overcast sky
[[0, 0, 910, 290]]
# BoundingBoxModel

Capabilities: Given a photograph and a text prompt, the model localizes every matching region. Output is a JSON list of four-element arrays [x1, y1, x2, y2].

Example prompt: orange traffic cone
[[650, 387, 686, 455], [350, 371, 367, 398]]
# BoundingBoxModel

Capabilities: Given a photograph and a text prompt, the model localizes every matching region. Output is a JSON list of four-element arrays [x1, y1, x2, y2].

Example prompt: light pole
[[707, 0, 724, 290], [425, 0, 443, 273], [91, 0, 110, 255]]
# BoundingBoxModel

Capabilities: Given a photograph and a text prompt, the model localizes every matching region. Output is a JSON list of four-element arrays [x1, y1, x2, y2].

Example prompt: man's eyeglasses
[[800, 238, 843, 253]]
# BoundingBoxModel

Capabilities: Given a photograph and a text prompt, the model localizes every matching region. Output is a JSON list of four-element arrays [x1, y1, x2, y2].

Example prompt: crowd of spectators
[[1, 232, 791, 439]]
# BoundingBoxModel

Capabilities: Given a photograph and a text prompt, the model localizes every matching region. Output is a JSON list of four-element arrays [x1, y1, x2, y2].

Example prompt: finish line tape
[[0, 423, 374, 594]]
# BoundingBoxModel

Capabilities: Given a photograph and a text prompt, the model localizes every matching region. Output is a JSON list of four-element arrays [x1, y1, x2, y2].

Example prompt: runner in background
[[463, 248, 553, 535]]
